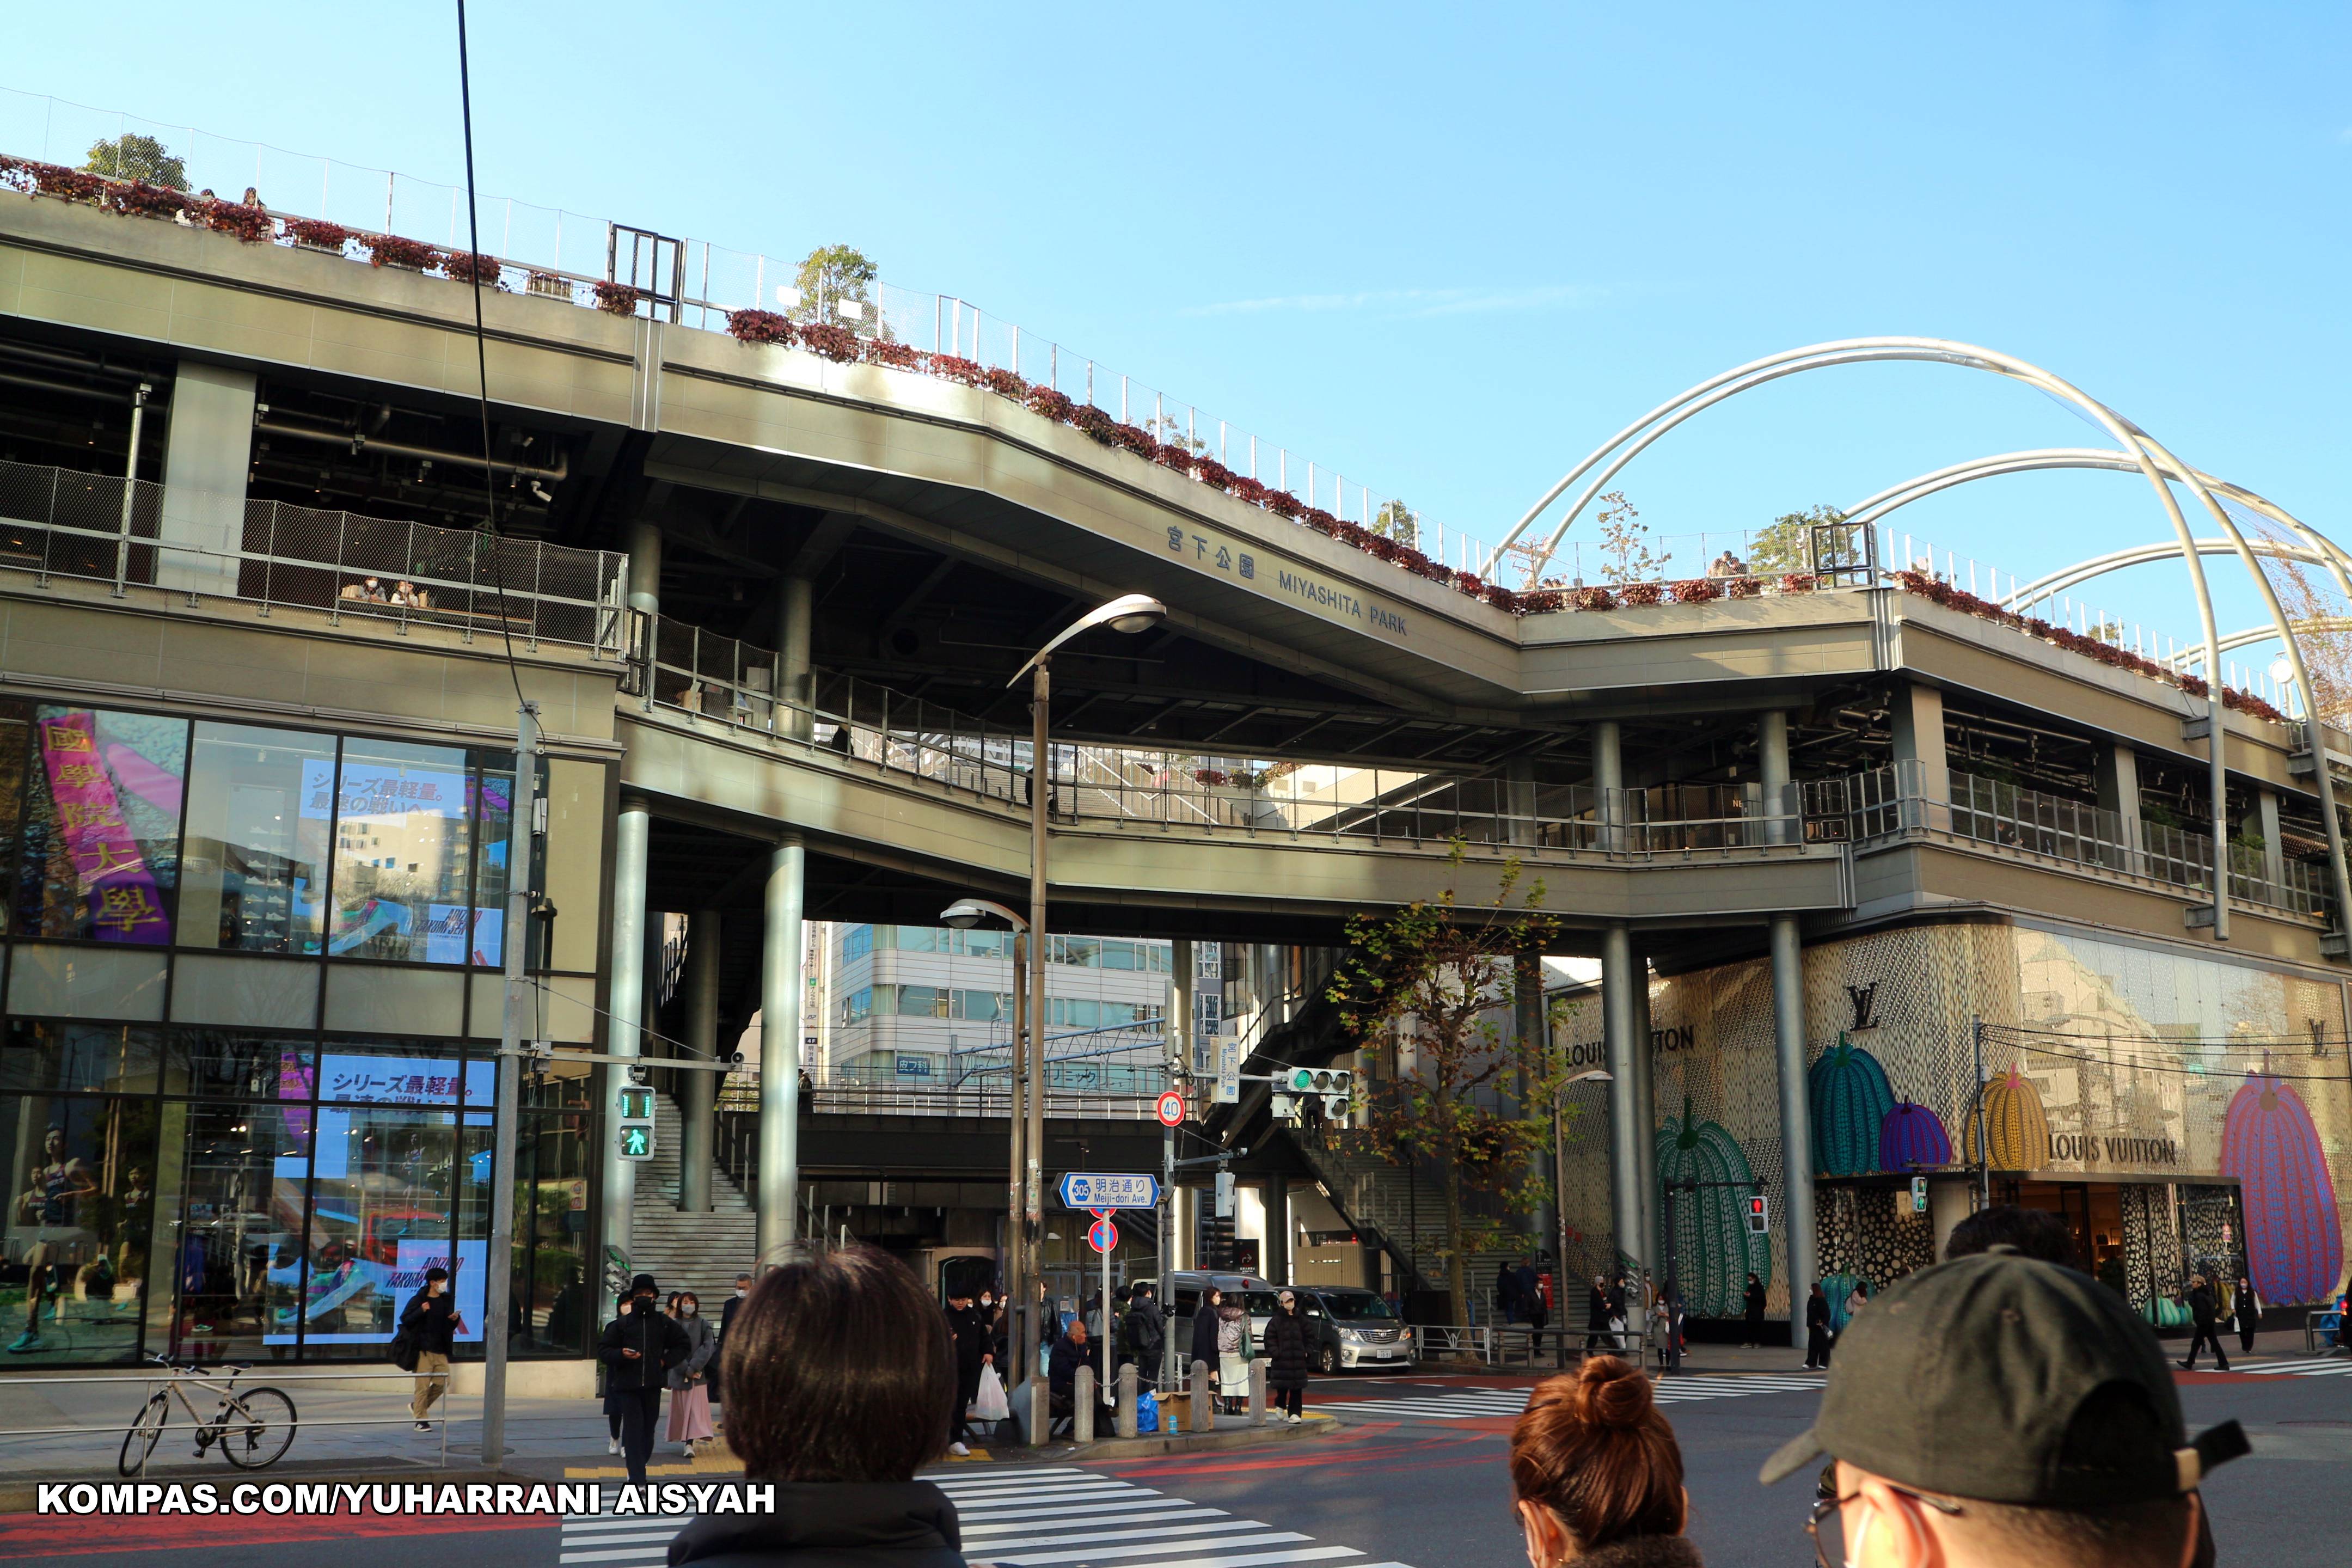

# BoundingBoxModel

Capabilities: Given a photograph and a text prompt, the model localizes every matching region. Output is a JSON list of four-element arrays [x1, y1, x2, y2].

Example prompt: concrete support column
[[1594, 719, 1625, 852], [601, 798, 653, 1276], [776, 575, 813, 742], [1600, 922, 1641, 1277], [1760, 707, 1816, 1340], [2256, 788, 2286, 894], [2096, 743, 2144, 875], [1629, 948, 1658, 1278], [1889, 682, 1950, 831], [1264, 1180, 1289, 1287], [756, 835, 806, 1268], [678, 909, 721, 1213], [160, 363, 255, 598], [626, 521, 663, 615], [1506, 755, 1537, 847]]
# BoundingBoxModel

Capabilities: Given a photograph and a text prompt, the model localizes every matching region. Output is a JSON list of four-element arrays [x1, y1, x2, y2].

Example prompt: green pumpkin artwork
[[1656, 1095, 1772, 1317], [1809, 1033, 1896, 1175]]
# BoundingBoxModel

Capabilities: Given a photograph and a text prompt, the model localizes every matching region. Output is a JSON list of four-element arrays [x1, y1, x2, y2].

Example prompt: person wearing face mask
[[715, 1272, 752, 1410], [669, 1291, 717, 1456], [1509, 1355, 1700, 1567], [1262, 1289, 1310, 1424], [1761, 1247, 2246, 1568], [601, 1273, 690, 1484], [398, 1265, 464, 1432]]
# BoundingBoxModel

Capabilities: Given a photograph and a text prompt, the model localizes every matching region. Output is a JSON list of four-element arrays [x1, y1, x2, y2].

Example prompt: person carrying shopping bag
[[667, 1291, 717, 1457]]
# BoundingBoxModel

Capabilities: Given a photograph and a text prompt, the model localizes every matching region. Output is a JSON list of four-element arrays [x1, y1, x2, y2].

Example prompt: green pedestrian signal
[[617, 1085, 656, 1120], [618, 1120, 654, 1160]]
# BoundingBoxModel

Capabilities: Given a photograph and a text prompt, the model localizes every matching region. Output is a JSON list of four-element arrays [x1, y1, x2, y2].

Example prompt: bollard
[[1030, 1377, 1049, 1447], [1248, 1358, 1267, 1426], [1114, 1363, 1138, 1438], [1191, 1358, 1214, 1434], [1074, 1365, 1097, 1442]]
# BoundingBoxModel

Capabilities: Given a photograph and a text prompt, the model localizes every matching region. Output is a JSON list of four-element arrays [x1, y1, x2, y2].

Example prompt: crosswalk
[[1325, 1373, 1824, 1423], [2243, 1356, 2352, 1377], [554, 1468, 1419, 1568]]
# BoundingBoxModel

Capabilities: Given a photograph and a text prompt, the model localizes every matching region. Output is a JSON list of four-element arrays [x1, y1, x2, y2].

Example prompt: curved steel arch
[[1491, 338, 2243, 936], [2173, 621, 2352, 671], [1819, 441, 2352, 933]]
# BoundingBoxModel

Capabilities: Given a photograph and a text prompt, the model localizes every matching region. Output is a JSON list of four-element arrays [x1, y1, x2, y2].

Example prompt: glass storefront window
[[0, 700, 29, 935], [1, 1022, 161, 1096], [470, 762, 513, 969], [301, 1105, 475, 1358], [324, 739, 473, 965], [163, 1031, 313, 1101], [0, 1093, 158, 1363], [14, 707, 187, 945], [180, 722, 334, 955], [513, 1108, 591, 1355], [154, 1100, 304, 1364]]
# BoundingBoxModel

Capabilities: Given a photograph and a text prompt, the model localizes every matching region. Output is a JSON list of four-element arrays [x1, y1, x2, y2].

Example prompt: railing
[[1804, 759, 2331, 919], [0, 459, 627, 654], [641, 615, 1810, 856]]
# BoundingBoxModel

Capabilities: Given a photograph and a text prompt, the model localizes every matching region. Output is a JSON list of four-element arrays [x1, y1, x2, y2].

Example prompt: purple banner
[[36, 710, 168, 944]]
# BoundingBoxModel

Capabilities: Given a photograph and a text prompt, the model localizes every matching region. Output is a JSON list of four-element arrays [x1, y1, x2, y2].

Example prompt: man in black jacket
[[2178, 1273, 2231, 1371], [1742, 1272, 1767, 1347], [399, 1265, 463, 1432], [601, 1272, 690, 1483], [942, 1289, 988, 1456], [712, 1272, 751, 1407], [1047, 1319, 1090, 1435], [1121, 1284, 1165, 1385]]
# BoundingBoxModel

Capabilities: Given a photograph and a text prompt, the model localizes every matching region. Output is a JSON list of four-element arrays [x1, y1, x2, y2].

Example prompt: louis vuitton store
[[1555, 916, 2352, 1329]]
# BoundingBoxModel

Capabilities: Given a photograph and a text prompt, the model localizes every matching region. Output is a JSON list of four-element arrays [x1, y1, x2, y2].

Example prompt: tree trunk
[[1445, 1160, 1467, 1329]]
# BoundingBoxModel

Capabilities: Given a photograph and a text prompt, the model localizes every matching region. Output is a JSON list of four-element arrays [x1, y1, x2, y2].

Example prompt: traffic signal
[[1284, 1066, 1352, 1122], [617, 1083, 655, 1161], [1744, 1192, 1769, 1235]]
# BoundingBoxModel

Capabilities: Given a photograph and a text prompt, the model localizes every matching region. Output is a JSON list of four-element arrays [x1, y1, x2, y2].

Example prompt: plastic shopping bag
[[971, 1363, 1011, 1422], [1135, 1389, 1161, 1434]]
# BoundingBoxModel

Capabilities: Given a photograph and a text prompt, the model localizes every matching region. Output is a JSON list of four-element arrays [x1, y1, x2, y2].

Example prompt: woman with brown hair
[[669, 1245, 967, 1567], [1509, 1355, 1701, 1568]]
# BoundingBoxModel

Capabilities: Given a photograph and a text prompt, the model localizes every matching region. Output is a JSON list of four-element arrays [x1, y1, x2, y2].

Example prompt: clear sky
[[5, 4, 2344, 679]]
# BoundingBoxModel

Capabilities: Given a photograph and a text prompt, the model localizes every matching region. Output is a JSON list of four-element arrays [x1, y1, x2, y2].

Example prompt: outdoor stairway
[[1293, 1132, 1525, 1313], [626, 1091, 761, 1309]]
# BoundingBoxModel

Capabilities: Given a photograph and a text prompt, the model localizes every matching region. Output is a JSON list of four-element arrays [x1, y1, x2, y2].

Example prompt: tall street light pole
[[1006, 592, 1165, 1386], [942, 897, 1030, 1385]]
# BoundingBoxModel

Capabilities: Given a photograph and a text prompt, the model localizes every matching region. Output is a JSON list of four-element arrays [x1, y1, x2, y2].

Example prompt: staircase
[[1294, 1133, 1524, 1309], [626, 1092, 761, 1308]]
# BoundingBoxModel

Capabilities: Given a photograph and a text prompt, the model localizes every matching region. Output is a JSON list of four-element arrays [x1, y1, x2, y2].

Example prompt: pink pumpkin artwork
[[2219, 1074, 2344, 1304]]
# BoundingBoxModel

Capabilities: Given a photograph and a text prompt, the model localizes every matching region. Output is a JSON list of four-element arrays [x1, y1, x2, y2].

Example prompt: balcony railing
[[0, 459, 627, 656], [639, 615, 1807, 856], [1804, 759, 2331, 920]]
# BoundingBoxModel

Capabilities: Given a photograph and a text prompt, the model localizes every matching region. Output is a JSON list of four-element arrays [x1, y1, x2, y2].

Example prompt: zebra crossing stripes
[[1326, 1374, 1824, 1423], [558, 1500, 684, 1566], [929, 1467, 1417, 1568], [2243, 1356, 2352, 1376]]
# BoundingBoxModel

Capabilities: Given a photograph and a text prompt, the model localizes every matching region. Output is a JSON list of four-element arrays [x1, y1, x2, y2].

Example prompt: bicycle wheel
[[118, 1391, 169, 1477], [217, 1387, 296, 1469]]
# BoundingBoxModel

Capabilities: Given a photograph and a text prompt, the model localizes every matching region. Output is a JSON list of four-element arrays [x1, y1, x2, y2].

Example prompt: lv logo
[[1846, 983, 1879, 1031]]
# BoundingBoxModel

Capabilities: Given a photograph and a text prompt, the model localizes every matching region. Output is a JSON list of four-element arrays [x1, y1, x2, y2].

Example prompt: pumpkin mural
[[2219, 1074, 2344, 1304], [1655, 1096, 1770, 1317], [1963, 1069, 2049, 1171], [1878, 1101, 1953, 1170], [1809, 1034, 1896, 1175]]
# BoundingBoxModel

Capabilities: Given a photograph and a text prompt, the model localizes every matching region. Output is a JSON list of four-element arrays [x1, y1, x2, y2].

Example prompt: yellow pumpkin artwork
[[1963, 1069, 2050, 1171]]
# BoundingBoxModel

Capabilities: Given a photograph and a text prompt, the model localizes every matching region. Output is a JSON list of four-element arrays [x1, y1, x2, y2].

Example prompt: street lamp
[[940, 896, 1032, 1388], [1001, 593, 1165, 1419]]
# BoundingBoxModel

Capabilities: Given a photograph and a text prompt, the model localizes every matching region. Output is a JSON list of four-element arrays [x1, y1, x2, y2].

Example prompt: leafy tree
[[791, 244, 877, 323], [1595, 491, 1668, 585], [1371, 499, 1419, 547], [83, 134, 185, 190], [1327, 846, 1564, 1325], [1750, 504, 1842, 575]]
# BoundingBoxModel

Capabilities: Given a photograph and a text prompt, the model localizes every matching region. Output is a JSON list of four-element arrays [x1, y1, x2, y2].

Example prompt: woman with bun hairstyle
[[1508, 1355, 1700, 1568]]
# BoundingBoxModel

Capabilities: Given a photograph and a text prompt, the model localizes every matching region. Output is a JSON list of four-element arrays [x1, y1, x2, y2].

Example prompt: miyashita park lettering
[[1275, 569, 1407, 637]]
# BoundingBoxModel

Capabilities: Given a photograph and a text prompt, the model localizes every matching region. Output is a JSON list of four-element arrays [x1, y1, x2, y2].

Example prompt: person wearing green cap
[[1760, 1246, 2246, 1568]]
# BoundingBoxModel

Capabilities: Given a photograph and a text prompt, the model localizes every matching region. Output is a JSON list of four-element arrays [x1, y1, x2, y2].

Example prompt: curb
[[1030, 1414, 1341, 1461]]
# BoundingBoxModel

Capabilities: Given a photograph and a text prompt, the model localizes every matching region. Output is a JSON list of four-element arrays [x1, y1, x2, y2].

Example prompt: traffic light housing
[[1744, 1192, 1769, 1234]]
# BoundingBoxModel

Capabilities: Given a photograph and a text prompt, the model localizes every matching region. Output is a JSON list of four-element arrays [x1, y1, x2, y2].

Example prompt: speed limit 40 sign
[[1154, 1089, 1185, 1126]]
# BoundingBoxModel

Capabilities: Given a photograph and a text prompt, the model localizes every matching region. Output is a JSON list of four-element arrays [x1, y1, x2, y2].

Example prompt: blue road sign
[[1058, 1173, 1160, 1210]]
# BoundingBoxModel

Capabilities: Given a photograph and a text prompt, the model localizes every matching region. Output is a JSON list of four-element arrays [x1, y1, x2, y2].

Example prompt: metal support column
[[1600, 921, 1641, 1280], [777, 575, 813, 741], [678, 909, 720, 1213], [1264, 1179, 1290, 1287], [756, 835, 806, 1267], [1628, 945, 1657, 1279], [601, 797, 652, 1278], [1760, 709, 1816, 1346]]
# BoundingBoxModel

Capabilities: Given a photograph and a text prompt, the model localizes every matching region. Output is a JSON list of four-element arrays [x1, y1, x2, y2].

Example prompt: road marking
[[2242, 1357, 2352, 1377], [1326, 1375, 1823, 1421], [554, 1466, 1418, 1568]]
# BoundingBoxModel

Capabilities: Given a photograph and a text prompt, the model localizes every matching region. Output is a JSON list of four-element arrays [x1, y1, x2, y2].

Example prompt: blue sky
[[6, 4, 2345, 680]]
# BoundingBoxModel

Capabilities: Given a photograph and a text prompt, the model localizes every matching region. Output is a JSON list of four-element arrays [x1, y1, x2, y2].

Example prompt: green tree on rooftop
[[1750, 503, 1843, 575], [792, 244, 878, 325], [83, 134, 186, 190]]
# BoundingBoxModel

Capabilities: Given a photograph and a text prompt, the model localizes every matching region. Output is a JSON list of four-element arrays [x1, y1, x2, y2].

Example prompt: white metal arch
[[2172, 621, 2352, 671], [1817, 442, 2352, 932], [1491, 338, 2243, 936]]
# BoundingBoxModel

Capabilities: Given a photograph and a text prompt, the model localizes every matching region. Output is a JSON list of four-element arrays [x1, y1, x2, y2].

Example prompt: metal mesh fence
[[0, 458, 624, 654]]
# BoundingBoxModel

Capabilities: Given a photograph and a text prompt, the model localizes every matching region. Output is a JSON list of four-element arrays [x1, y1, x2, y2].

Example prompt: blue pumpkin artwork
[[1878, 1101, 1953, 1171], [1810, 1033, 1896, 1175]]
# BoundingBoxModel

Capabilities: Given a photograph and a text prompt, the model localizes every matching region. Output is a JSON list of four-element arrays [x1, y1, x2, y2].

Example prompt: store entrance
[[2005, 1180, 2126, 1282]]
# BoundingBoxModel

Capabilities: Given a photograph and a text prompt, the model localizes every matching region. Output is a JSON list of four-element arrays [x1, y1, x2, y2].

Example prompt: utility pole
[[481, 699, 540, 1467]]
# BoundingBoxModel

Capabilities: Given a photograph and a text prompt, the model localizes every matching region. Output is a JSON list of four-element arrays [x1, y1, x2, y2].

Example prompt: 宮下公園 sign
[[1058, 1173, 1160, 1210]]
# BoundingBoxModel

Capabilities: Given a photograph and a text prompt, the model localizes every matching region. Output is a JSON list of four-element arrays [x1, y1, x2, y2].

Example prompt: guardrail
[[0, 459, 627, 656]]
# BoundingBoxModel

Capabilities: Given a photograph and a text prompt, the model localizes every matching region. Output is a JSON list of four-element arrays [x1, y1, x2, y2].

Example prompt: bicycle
[[119, 1353, 298, 1475]]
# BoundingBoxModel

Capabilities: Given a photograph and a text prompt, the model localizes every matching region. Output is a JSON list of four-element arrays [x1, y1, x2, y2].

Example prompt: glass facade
[[0, 697, 598, 1366]]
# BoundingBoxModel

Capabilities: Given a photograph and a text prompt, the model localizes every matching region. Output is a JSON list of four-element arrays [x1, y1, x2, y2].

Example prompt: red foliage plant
[[1228, 476, 1269, 506], [4, 159, 108, 202], [1025, 387, 1075, 421], [929, 354, 987, 386], [1519, 589, 1567, 614], [442, 250, 504, 286], [1670, 578, 1721, 605], [200, 199, 274, 244], [1192, 457, 1233, 491], [982, 367, 1028, 398], [725, 309, 795, 346], [1723, 576, 1762, 599], [798, 322, 860, 360], [1069, 405, 1117, 444], [108, 180, 195, 221], [368, 233, 444, 272], [283, 217, 351, 250], [1263, 490, 1304, 519], [863, 339, 921, 369], [1779, 573, 1817, 594], [1618, 582, 1663, 607], [1299, 507, 1339, 536], [1451, 569, 1484, 596], [1362, 534, 1399, 562], [1154, 442, 1195, 471], [1572, 586, 1617, 611], [1481, 583, 1519, 611], [1111, 424, 1157, 458]]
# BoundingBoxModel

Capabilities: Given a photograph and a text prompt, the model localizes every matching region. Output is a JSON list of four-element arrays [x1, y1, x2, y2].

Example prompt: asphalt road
[[0, 1365, 2342, 1568]]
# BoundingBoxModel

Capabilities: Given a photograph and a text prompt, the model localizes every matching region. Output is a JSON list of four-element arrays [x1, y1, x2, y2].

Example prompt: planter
[[293, 238, 345, 255], [526, 273, 571, 300]]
